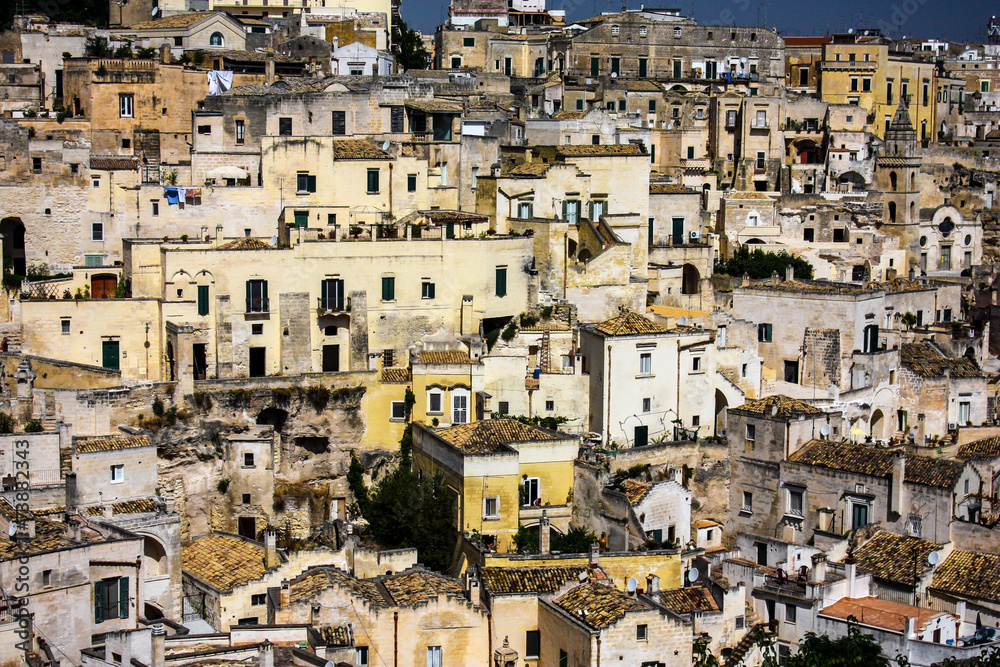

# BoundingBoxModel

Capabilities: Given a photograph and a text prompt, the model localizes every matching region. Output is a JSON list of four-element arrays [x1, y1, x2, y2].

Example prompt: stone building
[[116, 12, 266, 58], [898, 342, 988, 440]]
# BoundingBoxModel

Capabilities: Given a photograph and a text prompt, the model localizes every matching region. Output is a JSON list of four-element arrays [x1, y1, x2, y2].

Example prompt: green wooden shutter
[[245, 280, 251, 312], [382, 277, 394, 301], [197, 285, 209, 316], [262, 281, 268, 308], [428, 282, 435, 299], [496, 268, 507, 297], [335, 279, 345, 310], [94, 581, 105, 623], [561, 200, 568, 220], [119, 577, 129, 619], [307, 174, 317, 193]]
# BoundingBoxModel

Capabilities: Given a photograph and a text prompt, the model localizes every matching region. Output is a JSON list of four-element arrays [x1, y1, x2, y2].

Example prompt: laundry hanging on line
[[207, 70, 234, 96]]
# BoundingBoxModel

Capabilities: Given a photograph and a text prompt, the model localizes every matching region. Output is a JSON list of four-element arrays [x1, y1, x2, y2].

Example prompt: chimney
[[845, 559, 857, 598], [811, 553, 827, 581], [159, 43, 171, 65], [646, 574, 660, 600], [65, 471, 78, 516], [265, 49, 276, 85], [279, 583, 290, 607], [905, 615, 917, 638], [916, 413, 925, 446], [18, 517, 36, 540], [770, 271, 780, 285], [891, 450, 907, 517], [151, 624, 166, 667], [103, 504, 113, 518], [465, 568, 481, 604], [785, 264, 795, 281], [741, 272, 750, 287], [264, 525, 280, 568], [258, 640, 274, 667], [589, 542, 600, 566], [539, 510, 551, 554], [214, 225, 224, 247]]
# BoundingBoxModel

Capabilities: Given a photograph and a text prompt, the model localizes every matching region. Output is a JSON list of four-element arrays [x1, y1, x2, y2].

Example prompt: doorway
[[102, 340, 120, 370], [634, 424, 648, 447], [237, 516, 256, 539], [193, 343, 207, 380], [249, 347, 266, 377], [92, 274, 117, 299], [322, 344, 340, 372]]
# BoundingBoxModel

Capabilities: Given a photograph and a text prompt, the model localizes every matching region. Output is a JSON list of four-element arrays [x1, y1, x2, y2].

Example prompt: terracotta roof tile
[[211, 49, 299, 64], [552, 111, 587, 119], [380, 367, 411, 383], [482, 565, 589, 594], [75, 435, 153, 454], [820, 597, 950, 633], [850, 530, 942, 586], [127, 11, 213, 29], [417, 350, 471, 364], [90, 156, 139, 171], [84, 498, 158, 516], [901, 343, 983, 379], [727, 191, 773, 200], [404, 100, 464, 113], [332, 139, 392, 160], [932, 550, 1000, 603], [216, 237, 274, 250], [650, 183, 698, 194], [556, 144, 646, 157], [316, 625, 352, 647], [593, 311, 665, 337], [507, 163, 551, 176], [418, 210, 488, 224], [382, 569, 464, 606], [732, 395, 823, 418], [182, 534, 267, 592], [658, 586, 719, 613], [958, 436, 1000, 460], [620, 479, 651, 505], [433, 419, 572, 454], [739, 279, 868, 296], [788, 441, 966, 489], [554, 582, 647, 629], [288, 566, 387, 607]]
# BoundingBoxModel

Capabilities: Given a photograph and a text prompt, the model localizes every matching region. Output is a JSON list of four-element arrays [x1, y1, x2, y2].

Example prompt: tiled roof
[[0, 517, 74, 559], [650, 183, 698, 194], [433, 419, 571, 454], [658, 586, 719, 613], [288, 566, 387, 607], [958, 436, 1000, 460], [316, 626, 352, 648], [646, 305, 709, 318], [237, 17, 271, 25], [732, 395, 823, 418], [380, 367, 411, 383], [875, 157, 919, 168], [482, 565, 588, 594], [851, 530, 942, 586], [75, 435, 153, 454], [820, 597, 948, 633], [554, 582, 647, 629], [419, 210, 489, 224], [727, 191, 772, 200], [128, 11, 212, 29], [211, 49, 299, 64], [216, 237, 274, 250], [382, 570, 464, 606], [508, 163, 551, 176], [332, 139, 392, 160], [417, 350, 471, 364], [624, 80, 662, 92], [404, 100, 464, 113], [90, 156, 139, 171], [900, 343, 982, 378], [739, 279, 868, 296], [692, 519, 721, 528], [556, 144, 645, 157], [620, 479, 651, 505], [593, 311, 665, 336], [552, 111, 586, 119], [182, 534, 267, 592], [788, 441, 966, 489], [932, 550, 1000, 603], [84, 498, 159, 516]]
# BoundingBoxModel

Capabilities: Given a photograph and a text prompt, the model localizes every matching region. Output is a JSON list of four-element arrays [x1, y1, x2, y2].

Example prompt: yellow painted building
[[412, 420, 578, 553]]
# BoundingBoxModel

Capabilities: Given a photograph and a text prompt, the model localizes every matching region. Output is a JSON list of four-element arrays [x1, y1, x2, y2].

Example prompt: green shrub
[[191, 392, 213, 411], [0, 412, 15, 434], [23, 419, 43, 433], [303, 385, 330, 411], [271, 387, 292, 404], [501, 322, 517, 341], [152, 397, 165, 416], [217, 478, 230, 493]]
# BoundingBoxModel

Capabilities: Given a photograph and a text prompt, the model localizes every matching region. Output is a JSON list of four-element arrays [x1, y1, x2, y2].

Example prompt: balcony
[[819, 60, 878, 71], [750, 119, 771, 131], [246, 297, 269, 314], [317, 295, 351, 315]]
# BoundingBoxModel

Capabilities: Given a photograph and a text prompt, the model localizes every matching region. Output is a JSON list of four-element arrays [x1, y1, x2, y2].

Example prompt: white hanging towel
[[207, 70, 234, 95]]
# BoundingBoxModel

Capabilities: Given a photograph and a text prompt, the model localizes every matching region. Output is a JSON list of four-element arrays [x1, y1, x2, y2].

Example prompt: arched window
[[210, 32, 224, 47], [889, 171, 898, 191], [888, 201, 897, 222]]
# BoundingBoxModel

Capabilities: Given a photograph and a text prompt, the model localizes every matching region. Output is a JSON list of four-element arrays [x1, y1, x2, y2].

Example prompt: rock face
[[146, 384, 395, 540]]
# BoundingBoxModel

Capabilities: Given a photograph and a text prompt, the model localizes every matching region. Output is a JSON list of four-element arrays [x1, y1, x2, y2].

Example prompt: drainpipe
[[393, 611, 398, 667], [388, 162, 394, 218], [676, 339, 681, 436], [606, 344, 612, 445], [596, 635, 601, 666], [563, 230, 569, 300]]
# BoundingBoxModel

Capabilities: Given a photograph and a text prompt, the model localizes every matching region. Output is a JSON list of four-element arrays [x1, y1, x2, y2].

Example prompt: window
[[197, 125, 212, 135], [639, 352, 651, 375], [235, 119, 245, 144], [244, 452, 255, 467], [787, 488, 803, 517], [785, 604, 797, 624], [559, 650, 568, 667], [278, 117, 292, 135], [94, 577, 129, 623], [381, 276, 395, 301], [642, 397, 651, 413], [92, 176, 101, 188], [110, 464, 124, 483], [32, 157, 42, 173], [428, 391, 443, 414], [246, 279, 268, 313], [610, 57, 620, 76], [356, 648, 369, 667], [92, 222, 104, 242], [198, 285, 210, 316], [833, 228, 846, 243], [421, 280, 435, 299], [862, 78, 872, 92], [756, 151, 766, 169], [367, 169, 380, 193], [495, 266, 507, 297], [637, 624, 648, 641], [692, 357, 701, 371], [742, 491, 752, 512], [803, 228, 814, 242], [673, 27, 682, 37], [252, 323, 263, 335], [326, 110, 346, 136], [242, 493, 251, 504], [42, 570, 52, 587], [545, 399, 555, 411], [755, 110, 767, 127], [390, 401, 406, 421], [757, 323, 772, 342], [523, 477, 540, 506], [61, 318, 70, 335], [959, 401, 971, 424], [525, 631, 540, 659], [151, 200, 159, 216], [85, 254, 104, 268], [591, 57, 600, 76], [297, 172, 317, 193], [119, 94, 133, 118], [519, 202, 533, 219], [638, 57, 647, 77], [174, 36, 182, 46], [463, 36, 475, 46], [851, 77, 859, 92], [611, 25, 619, 35], [851, 501, 869, 529], [497, 401, 509, 415], [746, 424, 756, 442], [426, 646, 442, 667], [453, 393, 468, 424], [726, 110, 737, 127], [407, 173, 417, 192], [483, 496, 499, 519], [451, 56, 461, 68], [562, 199, 580, 223]]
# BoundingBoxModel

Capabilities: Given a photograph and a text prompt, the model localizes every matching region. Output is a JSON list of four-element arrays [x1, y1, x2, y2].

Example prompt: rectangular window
[[497, 401, 509, 415], [692, 357, 701, 371], [94, 577, 128, 623], [119, 94, 134, 118], [390, 106, 404, 133], [639, 58, 647, 77], [110, 464, 124, 483], [742, 491, 752, 512], [367, 169, 380, 193], [642, 397, 651, 413], [453, 394, 468, 424], [390, 401, 406, 421], [294, 210, 308, 228], [746, 424, 756, 442], [562, 199, 580, 223], [244, 452, 255, 467], [278, 117, 292, 135], [151, 201, 159, 216], [559, 649, 568, 667], [463, 37, 475, 47], [426, 647, 442, 667], [356, 648, 369, 667], [483, 496, 499, 519], [518, 202, 533, 219], [639, 352, 651, 375], [331, 110, 346, 135], [235, 119, 245, 144], [525, 631, 540, 659], [755, 110, 767, 127], [246, 279, 268, 313], [92, 222, 104, 242], [451, 57, 461, 68], [496, 266, 507, 297], [407, 173, 417, 192], [758, 323, 773, 342], [726, 110, 737, 127], [545, 399, 554, 411], [321, 278, 345, 311], [637, 624, 648, 641], [198, 285, 210, 316], [959, 401, 971, 424], [61, 318, 70, 334], [576, 98, 584, 111], [428, 391, 442, 414], [851, 77, 859, 92], [251, 593, 266, 605], [197, 125, 212, 135], [85, 254, 104, 268], [610, 57, 620, 76], [788, 488, 803, 516], [252, 323, 263, 335], [756, 151, 766, 169], [786, 604, 797, 624], [381, 276, 395, 302], [421, 280, 435, 299], [862, 78, 872, 92], [591, 57, 600, 76], [297, 172, 317, 193]]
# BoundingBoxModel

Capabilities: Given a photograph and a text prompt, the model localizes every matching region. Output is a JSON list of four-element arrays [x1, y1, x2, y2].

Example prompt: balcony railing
[[317, 296, 351, 314], [246, 297, 269, 314]]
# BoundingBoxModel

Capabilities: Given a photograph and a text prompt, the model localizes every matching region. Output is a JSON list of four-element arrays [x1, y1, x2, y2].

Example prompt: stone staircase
[[0, 325, 23, 354], [723, 620, 770, 667]]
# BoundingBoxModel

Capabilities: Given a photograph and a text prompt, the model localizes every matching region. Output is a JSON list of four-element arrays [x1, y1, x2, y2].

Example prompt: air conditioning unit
[[689, 230, 701, 240], [948, 422, 958, 432]]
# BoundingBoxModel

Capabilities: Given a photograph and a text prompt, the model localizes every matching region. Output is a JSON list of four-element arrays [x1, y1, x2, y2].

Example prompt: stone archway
[[682, 264, 700, 295], [871, 409, 885, 440], [143, 534, 168, 577], [0, 217, 26, 276], [715, 389, 728, 435]]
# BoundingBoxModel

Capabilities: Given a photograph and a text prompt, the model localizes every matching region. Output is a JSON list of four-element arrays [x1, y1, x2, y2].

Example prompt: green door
[[590, 57, 599, 77], [102, 340, 120, 370], [672, 217, 684, 245], [634, 425, 648, 448], [673, 59, 682, 78]]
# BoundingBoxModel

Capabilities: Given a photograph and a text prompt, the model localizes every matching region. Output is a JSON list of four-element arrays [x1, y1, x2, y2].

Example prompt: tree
[[347, 450, 370, 517], [396, 20, 430, 71], [84, 36, 114, 58], [786, 619, 891, 667], [552, 526, 598, 554], [714, 246, 814, 280]]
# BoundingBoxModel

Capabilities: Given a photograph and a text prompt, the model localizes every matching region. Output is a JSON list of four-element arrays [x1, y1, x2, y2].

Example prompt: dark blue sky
[[401, 0, 994, 44]]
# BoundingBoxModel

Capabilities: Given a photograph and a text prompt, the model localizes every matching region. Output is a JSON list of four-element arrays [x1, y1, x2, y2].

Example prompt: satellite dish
[[381, 140, 390, 151], [151, 6, 159, 15], [611, 71, 618, 78], [740, 57, 747, 64], [678, 316, 687, 326], [578, 571, 588, 582], [927, 551, 940, 566], [324, 662, 336, 667], [8, 523, 17, 537], [626, 577, 638, 592], [820, 424, 831, 437], [688, 567, 700, 583]]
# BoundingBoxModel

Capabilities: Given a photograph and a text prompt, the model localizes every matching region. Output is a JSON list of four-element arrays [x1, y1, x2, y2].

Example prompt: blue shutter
[[94, 581, 105, 623], [119, 577, 129, 619]]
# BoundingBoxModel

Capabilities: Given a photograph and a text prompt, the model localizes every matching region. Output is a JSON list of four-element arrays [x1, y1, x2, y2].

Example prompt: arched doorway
[[715, 389, 728, 435], [166, 342, 175, 382], [888, 202, 897, 223], [92, 273, 117, 299], [0, 217, 26, 276], [870, 409, 884, 440], [143, 535, 168, 577], [256, 407, 288, 432], [890, 171, 898, 191], [682, 264, 700, 295]]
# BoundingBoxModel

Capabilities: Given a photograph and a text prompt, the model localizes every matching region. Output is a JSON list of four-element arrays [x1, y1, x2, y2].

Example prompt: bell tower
[[874, 97, 922, 269]]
